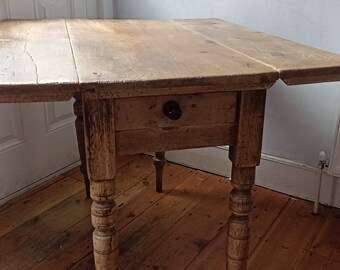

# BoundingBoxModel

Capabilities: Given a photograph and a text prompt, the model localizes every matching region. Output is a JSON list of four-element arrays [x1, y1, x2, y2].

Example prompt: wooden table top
[[1, 19, 340, 102]]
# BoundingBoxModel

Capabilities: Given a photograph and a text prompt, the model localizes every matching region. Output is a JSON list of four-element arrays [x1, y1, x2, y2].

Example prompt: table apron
[[116, 123, 236, 155]]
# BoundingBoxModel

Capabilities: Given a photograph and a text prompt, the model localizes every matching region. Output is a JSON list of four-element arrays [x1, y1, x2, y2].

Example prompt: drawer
[[115, 91, 238, 155], [114, 92, 237, 131]]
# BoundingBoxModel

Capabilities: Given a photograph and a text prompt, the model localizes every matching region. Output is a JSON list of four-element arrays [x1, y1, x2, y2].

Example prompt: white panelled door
[[0, 0, 115, 204]]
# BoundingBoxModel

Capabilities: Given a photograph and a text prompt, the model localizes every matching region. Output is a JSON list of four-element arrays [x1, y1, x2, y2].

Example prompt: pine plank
[[0, 155, 140, 236], [113, 155, 154, 195], [116, 124, 236, 155], [298, 252, 340, 270], [178, 19, 340, 85], [71, 154, 154, 197], [0, 190, 92, 270], [117, 162, 196, 229], [248, 188, 290, 253], [119, 171, 216, 269], [248, 200, 330, 270], [114, 92, 237, 131], [64, 154, 139, 182], [0, 20, 78, 102], [34, 162, 194, 270], [69, 255, 94, 270], [0, 174, 64, 212], [134, 176, 230, 269], [186, 187, 290, 270], [1, 155, 338, 270], [66, 20, 277, 94], [0, 177, 84, 237], [61, 166, 82, 179], [32, 215, 93, 270], [33, 184, 146, 270], [308, 208, 340, 262], [116, 154, 141, 169], [0, 155, 153, 269], [3, 19, 340, 102], [69, 162, 196, 270]]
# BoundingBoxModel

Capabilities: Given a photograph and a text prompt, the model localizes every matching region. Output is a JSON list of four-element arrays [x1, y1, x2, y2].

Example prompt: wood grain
[[116, 124, 236, 155], [2, 19, 340, 102], [0, 190, 92, 269], [186, 188, 290, 270], [178, 19, 340, 85], [66, 19, 278, 94], [248, 200, 330, 270], [119, 170, 214, 269], [153, 152, 166, 193], [227, 167, 256, 270], [64, 155, 138, 182], [298, 252, 340, 270], [1, 19, 340, 270], [82, 93, 118, 269], [114, 92, 236, 131], [135, 176, 230, 269], [1, 155, 339, 270], [229, 90, 267, 167], [0, 20, 78, 101], [226, 90, 267, 269], [308, 208, 340, 262], [0, 177, 84, 237]]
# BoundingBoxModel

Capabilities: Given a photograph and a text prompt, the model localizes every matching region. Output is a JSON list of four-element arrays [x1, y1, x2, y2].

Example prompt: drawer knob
[[163, 100, 182, 120]]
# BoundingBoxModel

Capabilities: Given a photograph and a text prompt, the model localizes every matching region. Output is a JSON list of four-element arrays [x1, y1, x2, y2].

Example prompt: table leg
[[227, 90, 267, 270], [153, 152, 166, 193], [73, 95, 90, 198], [82, 93, 118, 270], [227, 166, 255, 269]]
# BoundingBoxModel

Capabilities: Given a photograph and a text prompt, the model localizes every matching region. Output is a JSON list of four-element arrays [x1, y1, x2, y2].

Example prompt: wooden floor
[[0, 155, 339, 270]]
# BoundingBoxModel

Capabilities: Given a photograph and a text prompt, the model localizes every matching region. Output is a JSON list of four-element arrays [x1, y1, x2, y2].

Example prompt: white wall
[[115, 0, 340, 167]]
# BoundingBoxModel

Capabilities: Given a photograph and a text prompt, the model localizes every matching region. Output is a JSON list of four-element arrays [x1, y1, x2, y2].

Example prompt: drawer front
[[116, 124, 236, 155], [114, 92, 237, 131]]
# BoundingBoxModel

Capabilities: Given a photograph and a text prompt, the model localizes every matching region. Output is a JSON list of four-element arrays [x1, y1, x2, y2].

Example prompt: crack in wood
[[24, 42, 39, 84]]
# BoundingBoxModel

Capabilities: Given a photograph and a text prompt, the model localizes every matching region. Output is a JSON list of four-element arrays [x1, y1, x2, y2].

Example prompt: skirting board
[[163, 147, 340, 208]]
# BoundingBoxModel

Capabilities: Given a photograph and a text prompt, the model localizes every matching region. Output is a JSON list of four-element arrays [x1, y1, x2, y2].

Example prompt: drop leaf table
[[1, 19, 340, 270]]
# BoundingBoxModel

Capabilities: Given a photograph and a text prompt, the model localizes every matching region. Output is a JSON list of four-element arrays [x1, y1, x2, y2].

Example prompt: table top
[[1, 19, 340, 102]]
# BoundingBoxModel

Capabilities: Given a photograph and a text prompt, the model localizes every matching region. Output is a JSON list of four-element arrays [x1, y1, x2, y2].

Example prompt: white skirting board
[[163, 147, 340, 208]]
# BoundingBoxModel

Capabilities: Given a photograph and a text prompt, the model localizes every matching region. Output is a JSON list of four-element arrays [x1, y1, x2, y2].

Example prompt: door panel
[[0, 104, 24, 151], [44, 100, 76, 132]]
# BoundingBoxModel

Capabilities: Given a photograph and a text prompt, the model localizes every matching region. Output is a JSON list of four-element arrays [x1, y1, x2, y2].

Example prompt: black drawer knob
[[163, 100, 182, 120]]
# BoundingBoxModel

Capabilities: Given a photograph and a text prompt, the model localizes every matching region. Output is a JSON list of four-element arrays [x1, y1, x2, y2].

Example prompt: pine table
[[1, 19, 340, 270]]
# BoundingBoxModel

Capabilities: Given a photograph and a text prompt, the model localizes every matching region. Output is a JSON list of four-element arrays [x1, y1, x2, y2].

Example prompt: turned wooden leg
[[153, 152, 166, 193], [227, 166, 255, 269], [73, 95, 90, 198], [82, 93, 118, 269], [227, 90, 267, 270], [91, 180, 118, 269]]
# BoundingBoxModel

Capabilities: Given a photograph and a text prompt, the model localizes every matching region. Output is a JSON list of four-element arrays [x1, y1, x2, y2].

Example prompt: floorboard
[[0, 154, 339, 270]]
